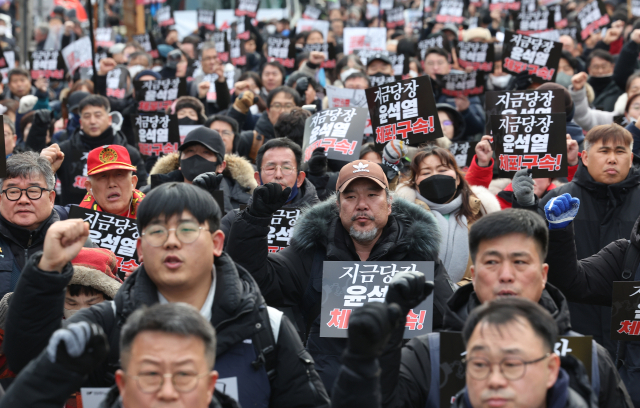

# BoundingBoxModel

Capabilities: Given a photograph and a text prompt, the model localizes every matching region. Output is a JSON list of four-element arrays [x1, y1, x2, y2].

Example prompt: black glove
[[307, 147, 328, 176], [193, 172, 224, 196], [385, 271, 435, 316], [48, 322, 109, 374], [347, 302, 403, 358], [34, 109, 52, 126], [248, 183, 291, 218]]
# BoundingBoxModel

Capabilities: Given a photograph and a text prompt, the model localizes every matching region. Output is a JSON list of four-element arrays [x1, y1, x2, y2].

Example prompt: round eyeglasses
[[141, 222, 206, 247]]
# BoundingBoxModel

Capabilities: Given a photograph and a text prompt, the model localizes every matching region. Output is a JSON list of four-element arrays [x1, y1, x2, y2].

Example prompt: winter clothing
[[4, 251, 331, 408], [435, 94, 485, 140], [625, 122, 640, 156], [70, 247, 122, 300], [148, 152, 257, 213], [78, 189, 145, 219], [220, 178, 320, 246], [98, 387, 235, 408], [188, 73, 232, 116], [571, 86, 616, 132], [538, 156, 640, 358], [225, 196, 457, 394], [588, 75, 622, 112]]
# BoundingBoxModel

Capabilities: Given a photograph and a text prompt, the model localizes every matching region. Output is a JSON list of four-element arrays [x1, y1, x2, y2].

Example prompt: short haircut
[[128, 51, 152, 67], [261, 61, 286, 81], [256, 137, 303, 171], [587, 49, 614, 69], [4, 115, 15, 134], [1, 151, 56, 190], [468, 209, 549, 262], [78, 94, 111, 114], [359, 142, 381, 160], [137, 182, 222, 232], [584, 123, 633, 152], [199, 41, 217, 58], [36, 24, 49, 37], [67, 284, 111, 300], [266, 86, 302, 109], [238, 71, 264, 90], [424, 47, 450, 61], [120, 303, 217, 369], [274, 107, 311, 147], [560, 50, 578, 72], [344, 71, 370, 87], [7, 68, 29, 83], [626, 72, 640, 94], [204, 114, 239, 136], [462, 297, 558, 353]]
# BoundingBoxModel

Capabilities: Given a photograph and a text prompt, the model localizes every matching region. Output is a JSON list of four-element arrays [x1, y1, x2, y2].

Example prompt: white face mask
[[0, 26, 6, 36], [265, 25, 276, 35], [128, 65, 145, 80], [489, 74, 511, 89], [63, 308, 79, 319], [250, 104, 259, 115], [409, 70, 419, 78]]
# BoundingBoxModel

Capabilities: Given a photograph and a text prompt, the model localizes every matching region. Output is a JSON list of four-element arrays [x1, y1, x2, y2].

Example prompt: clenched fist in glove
[[248, 183, 291, 218], [193, 172, 224, 198], [512, 168, 535, 206], [544, 193, 580, 230], [307, 147, 328, 176], [347, 302, 403, 358], [233, 90, 257, 114], [385, 271, 434, 316], [46, 322, 109, 374]]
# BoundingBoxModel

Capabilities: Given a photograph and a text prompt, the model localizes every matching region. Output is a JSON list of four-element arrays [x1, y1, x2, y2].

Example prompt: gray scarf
[[416, 192, 469, 282]]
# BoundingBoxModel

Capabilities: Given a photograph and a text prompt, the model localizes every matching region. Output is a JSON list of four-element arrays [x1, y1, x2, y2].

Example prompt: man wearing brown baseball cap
[[226, 157, 454, 394]]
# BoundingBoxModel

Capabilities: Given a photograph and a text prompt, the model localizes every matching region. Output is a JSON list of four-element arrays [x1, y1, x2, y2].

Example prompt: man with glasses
[[585, 50, 621, 112], [241, 86, 301, 144], [5, 182, 330, 408], [189, 42, 230, 116]]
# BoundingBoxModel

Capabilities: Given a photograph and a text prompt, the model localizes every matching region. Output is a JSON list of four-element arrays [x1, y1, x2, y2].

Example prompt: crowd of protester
[[0, 0, 640, 407]]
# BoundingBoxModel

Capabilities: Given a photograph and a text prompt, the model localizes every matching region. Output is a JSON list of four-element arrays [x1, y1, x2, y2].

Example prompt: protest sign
[[380, 0, 394, 9], [520, 0, 536, 12], [485, 89, 565, 120], [95, 27, 115, 48], [633, 0, 640, 17], [514, 10, 555, 35], [68, 207, 140, 280], [326, 85, 372, 133], [134, 113, 181, 157], [156, 5, 175, 27], [301, 107, 368, 163], [62, 36, 93, 74], [343, 27, 387, 55], [502, 31, 562, 83], [417, 35, 447, 61], [266, 208, 301, 252], [490, 113, 568, 178], [230, 39, 246, 66], [267, 36, 295, 68], [179, 124, 202, 144], [450, 141, 478, 169], [236, 0, 260, 18], [198, 9, 215, 31], [212, 31, 229, 63], [385, 6, 405, 29], [490, 0, 520, 11], [577, 0, 610, 40], [439, 71, 486, 97], [540, 0, 561, 6], [551, 5, 568, 28], [457, 41, 494, 72], [133, 34, 160, 59], [133, 77, 187, 112], [303, 5, 322, 19], [366, 75, 443, 146], [80, 388, 110, 408], [611, 281, 640, 341], [320, 261, 434, 338], [304, 42, 337, 69], [29, 50, 66, 80], [106, 68, 127, 99], [297, 19, 330, 41], [436, 0, 466, 23], [203, 73, 219, 102]]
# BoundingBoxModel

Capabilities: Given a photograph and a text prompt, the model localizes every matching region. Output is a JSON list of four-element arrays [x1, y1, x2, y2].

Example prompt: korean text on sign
[[266, 209, 300, 253], [502, 31, 562, 83], [302, 107, 368, 162]]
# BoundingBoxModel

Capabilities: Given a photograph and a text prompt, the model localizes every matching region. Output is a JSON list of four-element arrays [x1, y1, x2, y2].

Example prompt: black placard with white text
[[502, 30, 562, 83], [417, 35, 448, 61], [439, 71, 485, 97], [303, 43, 337, 69], [133, 113, 181, 157], [457, 41, 494, 72], [514, 10, 555, 35], [134, 77, 187, 112], [436, 0, 466, 23], [133, 34, 159, 59], [611, 281, 640, 341], [302, 107, 368, 162], [577, 0, 610, 40], [29, 51, 66, 80], [235, 0, 259, 18], [198, 9, 215, 31], [268, 36, 295, 68]]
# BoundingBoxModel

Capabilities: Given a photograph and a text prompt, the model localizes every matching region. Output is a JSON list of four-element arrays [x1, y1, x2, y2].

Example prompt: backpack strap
[[426, 332, 440, 408], [248, 132, 264, 163], [621, 240, 640, 280], [591, 339, 600, 400], [251, 304, 278, 381]]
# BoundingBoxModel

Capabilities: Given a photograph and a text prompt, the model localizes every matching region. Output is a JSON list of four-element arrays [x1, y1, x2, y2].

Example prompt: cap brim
[[178, 140, 220, 155], [338, 175, 388, 193], [87, 163, 137, 175]]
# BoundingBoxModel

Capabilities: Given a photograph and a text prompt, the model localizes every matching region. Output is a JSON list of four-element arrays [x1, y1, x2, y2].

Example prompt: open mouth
[[163, 255, 183, 269], [107, 192, 121, 201]]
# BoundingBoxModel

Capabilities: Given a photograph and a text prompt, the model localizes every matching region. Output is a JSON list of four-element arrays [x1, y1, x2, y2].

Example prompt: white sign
[[216, 376, 239, 401], [296, 19, 330, 40], [80, 388, 110, 408], [61, 36, 93, 74], [343, 27, 387, 55]]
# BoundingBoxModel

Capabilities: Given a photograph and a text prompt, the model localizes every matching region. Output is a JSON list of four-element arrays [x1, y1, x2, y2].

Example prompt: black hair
[[468, 208, 549, 262], [7, 68, 29, 83], [261, 60, 286, 81], [78, 94, 111, 114], [137, 182, 222, 232], [586, 49, 614, 68], [204, 114, 239, 136], [344, 71, 370, 87], [256, 137, 303, 171], [560, 50, 578, 73], [266, 86, 302, 108], [238, 71, 264, 90], [67, 284, 111, 300], [359, 142, 382, 160], [424, 47, 450, 60], [462, 297, 558, 353], [274, 107, 311, 147]]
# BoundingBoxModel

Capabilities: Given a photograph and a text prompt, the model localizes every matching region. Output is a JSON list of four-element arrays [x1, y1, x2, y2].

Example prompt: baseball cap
[[336, 160, 389, 192], [179, 127, 226, 162], [87, 145, 137, 176], [68, 91, 91, 113], [366, 52, 392, 67]]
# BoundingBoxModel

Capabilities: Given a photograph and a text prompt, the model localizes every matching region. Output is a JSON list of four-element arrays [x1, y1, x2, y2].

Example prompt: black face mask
[[418, 174, 457, 204], [178, 117, 200, 126], [180, 155, 219, 182]]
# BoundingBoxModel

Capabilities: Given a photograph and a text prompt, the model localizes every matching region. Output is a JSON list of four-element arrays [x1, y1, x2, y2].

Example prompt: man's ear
[[84, 178, 92, 193], [541, 262, 549, 287], [254, 171, 261, 185], [216, 160, 227, 174], [131, 175, 138, 189], [581, 149, 588, 167], [546, 354, 561, 390], [136, 238, 143, 259], [115, 369, 127, 395], [296, 171, 306, 188], [211, 229, 224, 257]]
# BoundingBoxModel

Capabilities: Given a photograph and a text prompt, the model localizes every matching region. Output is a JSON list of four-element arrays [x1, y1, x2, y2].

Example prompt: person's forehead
[[590, 56, 611, 65], [477, 233, 539, 257], [150, 210, 197, 224], [130, 331, 207, 362], [272, 92, 294, 102], [81, 105, 107, 114], [426, 53, 447, 62], [264, 65, 280, 74], [263, 147, 296, 163], [94, 168, 132, 177], [5, 174, 47, 185], [211, 120, 232, 130], [468, 318, 538, 353]]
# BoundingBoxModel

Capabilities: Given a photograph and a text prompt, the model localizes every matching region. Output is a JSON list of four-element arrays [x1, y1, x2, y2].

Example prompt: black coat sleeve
[[614, 41, 640, 92], [215, 79, 231, 112], [270, 313, 331, 407], [331, 353, 382, 408], [25, 110, 50, 152], [595, 342, 634, 408], [545, 223, 628, 306]]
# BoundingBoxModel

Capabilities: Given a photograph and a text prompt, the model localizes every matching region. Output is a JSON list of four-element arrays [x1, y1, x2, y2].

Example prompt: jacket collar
[[0, 210, 58, 248], [572, 155, 640, 196], [254, 112, 275, 140]]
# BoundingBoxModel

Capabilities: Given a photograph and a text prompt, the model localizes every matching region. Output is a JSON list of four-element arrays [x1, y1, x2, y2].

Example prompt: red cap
[[87, 145, 137, 176]]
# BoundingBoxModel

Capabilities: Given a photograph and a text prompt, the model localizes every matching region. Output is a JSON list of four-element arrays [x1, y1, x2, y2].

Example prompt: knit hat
[[18, 95, 38, 114], [69, 248, 122, 299], [109, 43, 126, 55], [383, 140, 408, 165], [133, 69, 162, 82], [173, 96, 206, 119], [537, 82, 573, 114], [463, 27, 491, 42]]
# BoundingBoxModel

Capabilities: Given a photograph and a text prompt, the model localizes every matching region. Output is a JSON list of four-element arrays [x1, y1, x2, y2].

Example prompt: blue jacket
[[436, 94, 486, 140]]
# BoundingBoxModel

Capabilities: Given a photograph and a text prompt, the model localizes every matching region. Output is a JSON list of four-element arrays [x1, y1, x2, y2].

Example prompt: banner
[[133, 34, 159, 59], [198, 9, 215, 31], [386, 6, 405, 29], [301, 107, 368, 162], [106, 68, 126, 99], [267, 36, 295, 68], [577, 0, 610, 40], [30, 50, 66, 80], [235, 0, 260, 18], [436, 0, 466, 23], [326, 85, 372, 133], [133, 113, 181, 157], [297, 19, 330, 41], [457, 41, 494, 72], [490, 113, 568, 178], [502, 30, 562, 83], [366, 75, 443, 146], [320, 261, 434, 338], [343, 27, 387, 55], [133, 77, 187, 112], [68, 206, 140, 280], [156, 5, 175, 27], [611, 281, 640, 341], [62, 36, 93, 74], [514, 10, 555, 35]]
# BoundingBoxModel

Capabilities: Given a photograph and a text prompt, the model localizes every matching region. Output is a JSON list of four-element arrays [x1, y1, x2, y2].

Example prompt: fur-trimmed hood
[[70, 266, 122, 299], [395, 183, 502, 217], [149, 152, 258, 192], [290, 195, 442, 261]]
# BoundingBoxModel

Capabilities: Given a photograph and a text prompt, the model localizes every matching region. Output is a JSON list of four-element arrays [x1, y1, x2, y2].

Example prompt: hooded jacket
[[147, 152, 257, 213], [4, 251, 330, 408], [588, 75, 622, 113], [225, 196, 457, 394], [538, 155, 640, 357]]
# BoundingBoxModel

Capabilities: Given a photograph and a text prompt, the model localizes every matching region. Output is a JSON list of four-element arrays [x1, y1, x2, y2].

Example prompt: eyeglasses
[[127, 371, 210, 394], [141, 221, 206, 247], [213, 129, 234, 138], [463, 353, 550, 381], [270, 103, 295, 111], [2, 186, 51, 201], [262, 164, 296, 176]]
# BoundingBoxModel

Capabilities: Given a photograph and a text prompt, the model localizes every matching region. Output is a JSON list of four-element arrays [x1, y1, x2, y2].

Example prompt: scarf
[[416, 192, 469, 282], [79, 189, 145, 219], [79, 126, 115, 150]]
